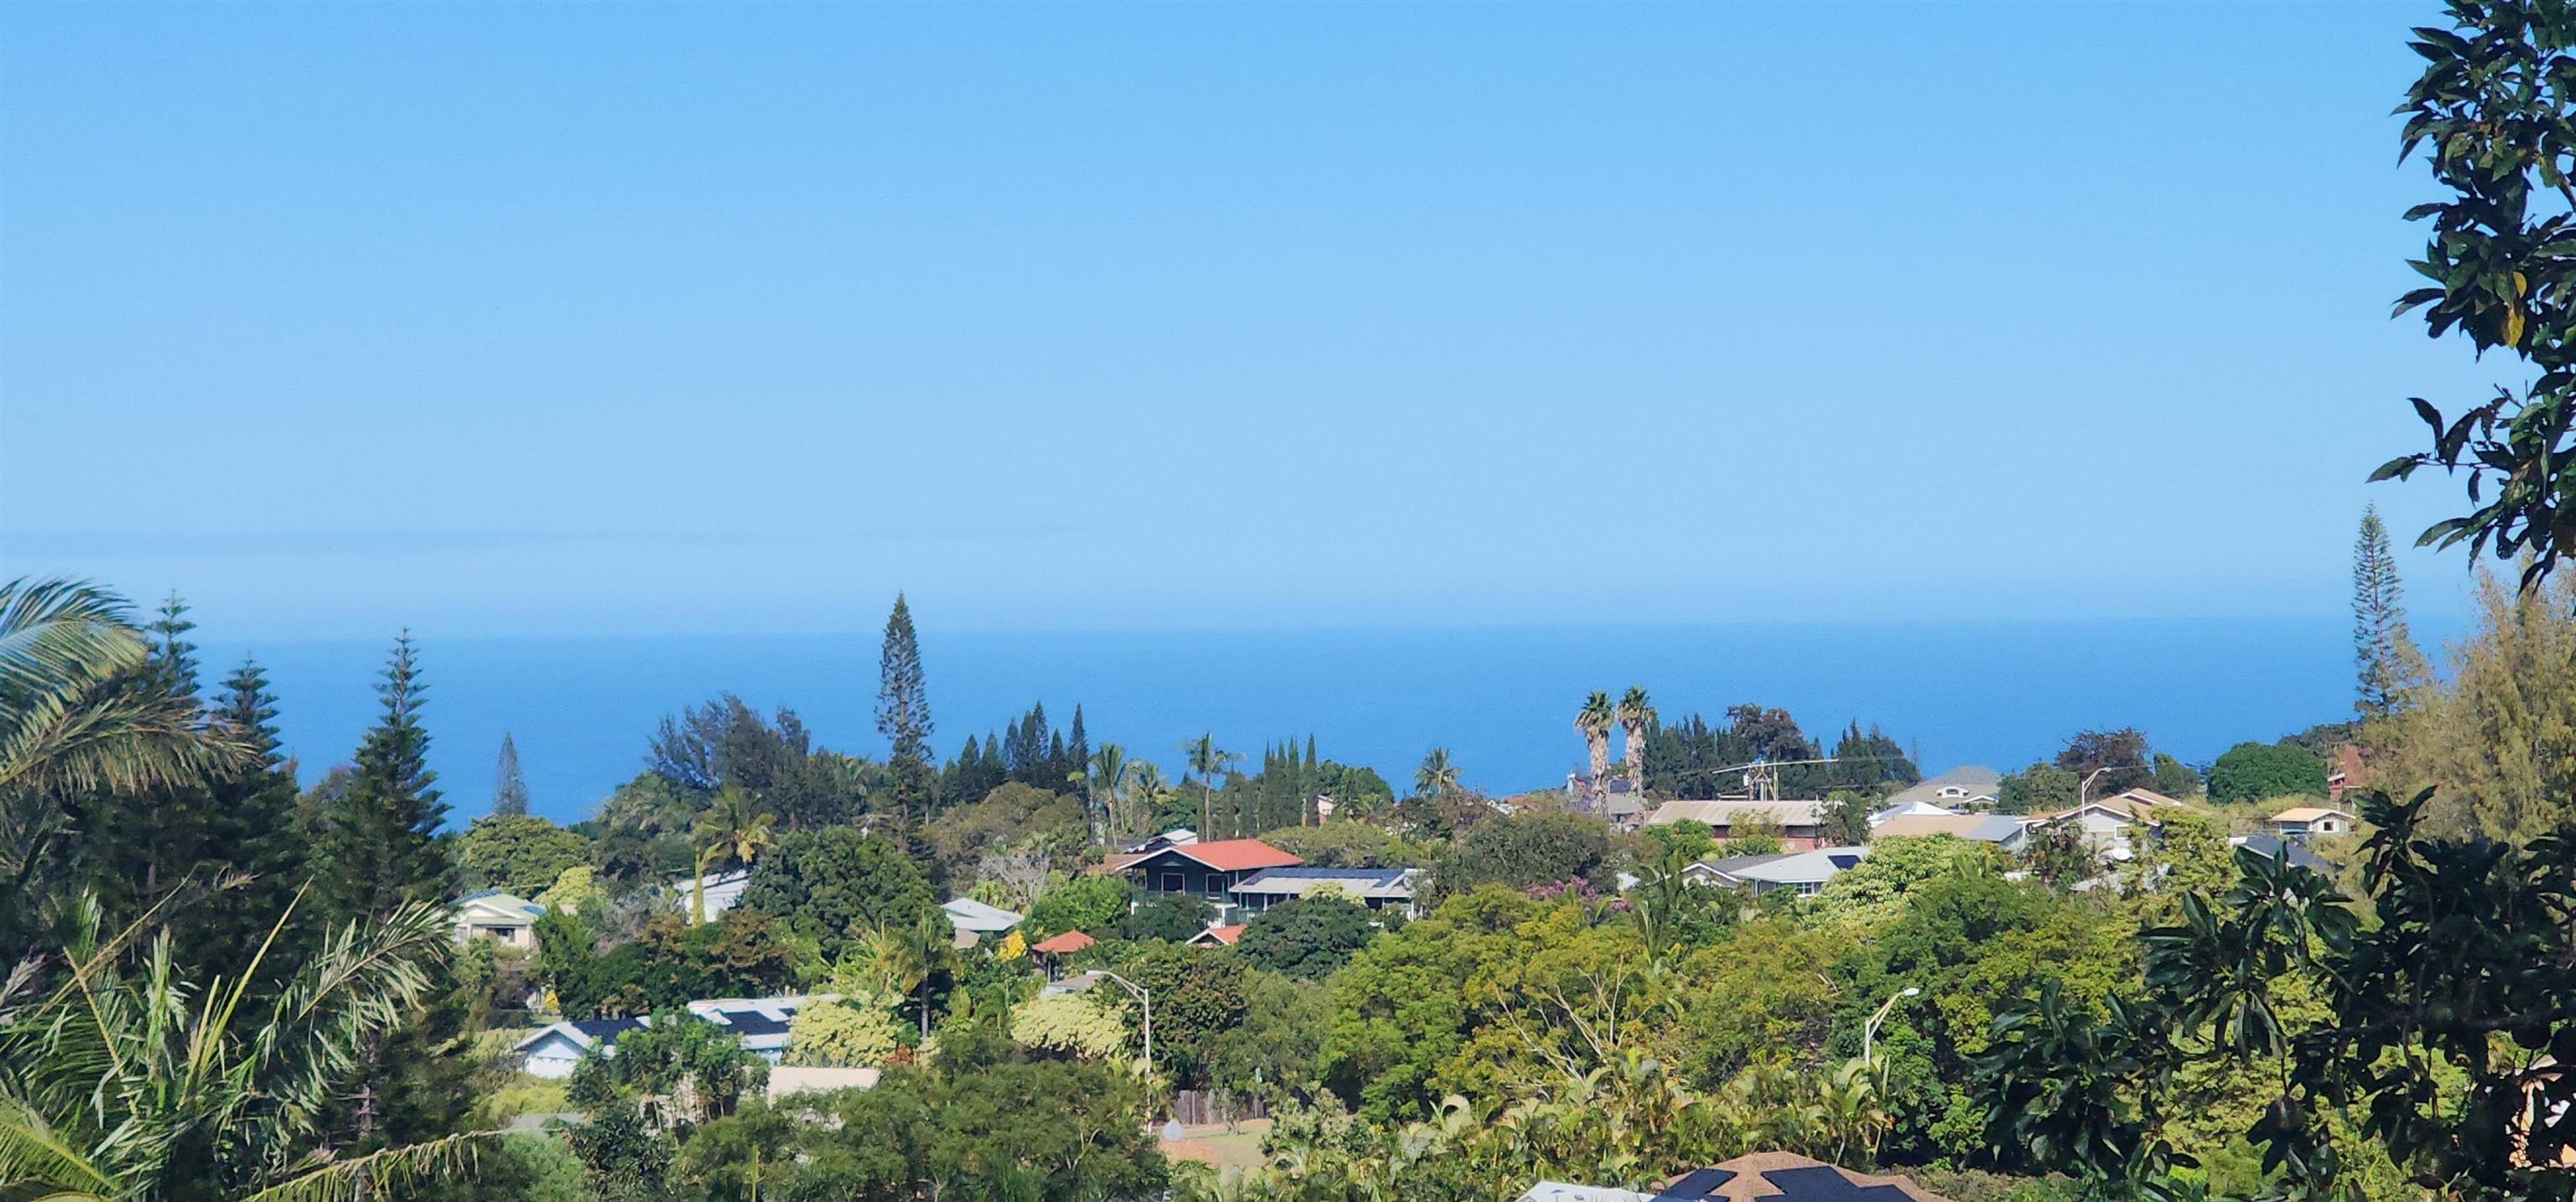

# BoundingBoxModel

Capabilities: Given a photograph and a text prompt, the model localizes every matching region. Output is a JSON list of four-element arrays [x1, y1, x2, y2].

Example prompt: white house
[[942, 897, 1023, 947], [1227, 867, 1421, 917], [688, 996, 803, 1063], [515, 1017, 652, 1079], [449, 891, 543, 950], [2035, 789, 2196, 862], [2267, 806, 2355, 842], [1883, 765, 2003, 811], [1684, 846, 1869, 896], [668, 868, 752, 922]]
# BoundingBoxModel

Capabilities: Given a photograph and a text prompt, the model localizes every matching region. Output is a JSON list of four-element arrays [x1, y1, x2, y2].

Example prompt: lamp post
[[1862, 985, 1921, 1065], [1094, 970, 1155, 1085]]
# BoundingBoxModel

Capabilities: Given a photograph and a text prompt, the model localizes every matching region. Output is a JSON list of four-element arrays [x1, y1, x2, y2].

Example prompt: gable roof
[[516, 1016, 650, 1054], [1885, 766, 2002, 807], [2268, 806, 2352, 824], [1869, 814, 2028, 843], [942, 897, 1024, 932], [453, 892, 543, 920], [1112, 838, 1301, 874], [1645, 800, 1827, 829], [1187, 924, 1245, 947], [1693, 846, 1868, 887], [2231, 834, 2332, 873], [1229, 866, 1416, 899]]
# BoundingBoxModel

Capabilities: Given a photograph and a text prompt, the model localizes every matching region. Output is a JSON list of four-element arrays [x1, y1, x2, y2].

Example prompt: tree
[[1618, 687, 1654, 800], [2375, 2, 2576, 593], [2055, 728, 2153, 800], [1078, 743, 1132, 845], [875, 593, 935, 831], [1431, 811, 1611, 899], [2386, 570, 2576, 841], [0, 580, 244, 952], [0, 891, 480, 1201], [786, 995, 906, 1068], [1986, 788, 2575, 1202], [1116, 941, 1250, 1085], [2148, 753, 2202, 800], [491, 732, 530, 816], [1239, 894, 1376, 980], [1010, 992, 1130, 1061], [1575, 692, 1615, 810], [1022, 873, 1129, 940], [1182, 733, 1238, 836], [2205, 741, 2329, 804], [1999, 761, 2080, 815], [458, 813, 589, 897], [190, 657, 312, 986], [738, 826, 937, 956], [1412, 746, 1461, 800], [1122, 892, 1215, 942], [318, 632, 449, 923], [2354, 505, 2429, 720], [689, 784, 775, 924], [1820, 790, 1872, 846]]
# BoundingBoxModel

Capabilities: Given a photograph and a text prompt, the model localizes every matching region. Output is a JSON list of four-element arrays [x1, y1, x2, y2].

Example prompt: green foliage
[[1239, 894, 1377, 980], [1114, 940, 1249, 1085], [459, 813, 590, 896], [1644, 818, 1716, 863], [787, 994, 906, 1067], [2148, 754, 2202, 800], [1120, 891, 1213, 942], [1821, 790, 1873, 846], [922, 780, 1084, 890], [2054, 728, 2154, 798], [491, 733, 531, 817], [2377, 1, 2576, 586], [1725, 813, 1785, 857], [1008, 991, 1130, 1061], [1431, 811, 1611, 899], [542, 910, 802, 1019], [2206, 741, 2328, 804], [534, 865, 605, 915], [1021, 872, 1130, 940], [1999, 762, 2078, 816], [317, 632, 449, 923], [1258, 821, 1439, 868], [1811, 835, 2002, 930], [738, 826, 937, 956], [2354, 504, 2428, 722]]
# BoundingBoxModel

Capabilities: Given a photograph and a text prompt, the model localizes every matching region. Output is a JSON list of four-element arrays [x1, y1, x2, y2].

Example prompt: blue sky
[[0, 1, 2506, 639]]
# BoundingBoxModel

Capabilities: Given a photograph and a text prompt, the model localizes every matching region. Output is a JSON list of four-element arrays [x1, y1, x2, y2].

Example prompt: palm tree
[[0, 887, 480, 1200], [1182, 734, 1239, 837], [1618, 687, 1654, 800], [1129, 762, 1171, 839], [1074, 743, 1133, 846], [2, 581, 247, 920], [689, 785, 775, 925], [851, 914, 957, 1040], [1574, 692, 1615, 812], [1413, 747, 1461, 800]]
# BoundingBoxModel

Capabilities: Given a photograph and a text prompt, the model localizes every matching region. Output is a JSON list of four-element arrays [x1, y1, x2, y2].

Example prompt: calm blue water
[[196, 619, 2403, 826]]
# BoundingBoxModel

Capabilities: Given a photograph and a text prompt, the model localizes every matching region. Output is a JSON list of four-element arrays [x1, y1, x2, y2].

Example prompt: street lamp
[[1862, 986, 1921, 1064], [1094, 970, 1155, 1085]]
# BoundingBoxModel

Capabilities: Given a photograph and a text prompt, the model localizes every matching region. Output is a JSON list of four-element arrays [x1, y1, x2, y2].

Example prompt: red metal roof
[[1190, 924, 1245, 946], [1151, 838, 1301, 873], [1030, 930, 1096, 954]]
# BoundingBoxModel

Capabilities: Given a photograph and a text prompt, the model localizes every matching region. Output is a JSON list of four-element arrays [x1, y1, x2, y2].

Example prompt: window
[[1161, 872, 1185, 894], [1794, 882, 1820, 896]]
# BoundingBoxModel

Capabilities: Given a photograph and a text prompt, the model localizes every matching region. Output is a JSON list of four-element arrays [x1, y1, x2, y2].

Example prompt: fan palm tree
[[1181, 734, 1239, 837], [0, 886, 480, 1200], [1, 580, 248, 926], [1413, 748, 1461, 800], [689, 785, 775, 925], [1617, 687, 1654, 800], [1574, 692, 1615, 811], [1074, 743, 1132, 846]]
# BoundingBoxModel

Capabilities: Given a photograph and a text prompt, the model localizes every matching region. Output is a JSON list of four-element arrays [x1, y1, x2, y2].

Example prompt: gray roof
[[942, 897, 1025, 932], [1644, 799, 1827, 828], [1231, 866, 1416, 899], [1691, 845, 1870, 887], [1886, 765, 2002, 806], [2231, 834, 2331, 873]]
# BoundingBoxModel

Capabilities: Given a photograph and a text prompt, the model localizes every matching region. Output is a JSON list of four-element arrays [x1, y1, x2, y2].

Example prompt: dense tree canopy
[[2205, 740, 2329, 804]]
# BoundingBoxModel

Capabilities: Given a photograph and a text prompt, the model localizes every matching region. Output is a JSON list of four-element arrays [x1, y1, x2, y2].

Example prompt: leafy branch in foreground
[[0, 885, 490, 1201]]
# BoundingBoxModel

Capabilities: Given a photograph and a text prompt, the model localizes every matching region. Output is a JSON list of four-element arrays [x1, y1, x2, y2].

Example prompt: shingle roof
[[1229, 866, 1415, 899], [2268, 806, 2351, 824], [1870, 814, 2027, 842], [942, 897, 1025, 931], [1653, 1152, 1951, 1202], [1885, 766, 2002, 807]]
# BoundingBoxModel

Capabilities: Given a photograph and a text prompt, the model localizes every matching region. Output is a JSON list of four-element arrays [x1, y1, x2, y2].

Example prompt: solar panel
[[1653, 1168, 1736, 1199], [1758, 1166, 1914, 1202]]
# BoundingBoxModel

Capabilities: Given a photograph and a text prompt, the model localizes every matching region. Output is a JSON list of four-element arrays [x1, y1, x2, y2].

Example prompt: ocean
[[196, 618, 2404, 826]]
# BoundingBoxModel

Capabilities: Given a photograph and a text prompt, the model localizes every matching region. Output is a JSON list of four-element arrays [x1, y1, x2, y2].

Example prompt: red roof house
[[1095, 838, 1301, 920]]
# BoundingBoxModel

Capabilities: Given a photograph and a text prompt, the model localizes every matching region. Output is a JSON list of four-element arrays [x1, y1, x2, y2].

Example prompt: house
[[667, 868, 752, 922], [450, 891, 544, 949], [515, 1016, 650, 1079], [1517, 1186, 1650, 1202], [1228, 866, 1421, 917], [1867, 812, 2031, 852], [1187, 924, 1245, 948], [1124, 828, 1198, 852], [2230, 833, 2331, 873], [688, 996, 803, 1063], [942, 897, 1023, 948], [2033, 789, 2198, 862], [1684, 846, 1868, 897], [1094, 837, 1301, 922], [1029, 929, 1096, 979], [1643, 800, 1829, 850], [1884, 765, 2002, 811], [1869, 800, 1960, 826], [1597, 1151, 1954, 1202], [2267, 806, 2355, 842]]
